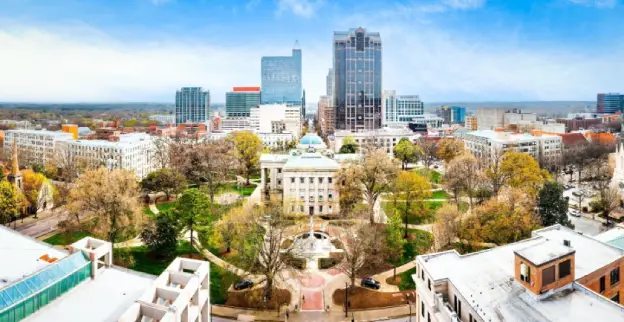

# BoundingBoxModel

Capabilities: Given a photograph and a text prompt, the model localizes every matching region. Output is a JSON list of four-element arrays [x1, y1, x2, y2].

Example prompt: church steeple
[[8, 138, 22, 190]]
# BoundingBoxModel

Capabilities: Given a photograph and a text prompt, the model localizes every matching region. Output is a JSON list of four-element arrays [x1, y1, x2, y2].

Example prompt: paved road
[[568, 213, 605, 237], [210, 314, 417, 322], [14, 210, 69, 238]]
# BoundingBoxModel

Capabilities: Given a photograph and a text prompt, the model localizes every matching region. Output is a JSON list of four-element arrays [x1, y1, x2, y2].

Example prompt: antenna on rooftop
[[293, 40, 300, 50]]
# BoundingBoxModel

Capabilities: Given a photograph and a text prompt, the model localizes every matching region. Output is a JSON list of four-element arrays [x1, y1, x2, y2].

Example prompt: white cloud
[[0, 24, 330, 102], [275, 0, 324, 18], [567, 0, 618, 8], [442, 0, 486, 10]]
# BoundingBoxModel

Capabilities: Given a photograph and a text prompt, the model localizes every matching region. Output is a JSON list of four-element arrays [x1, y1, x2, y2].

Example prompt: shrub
[[582, 206, 589, 213], [318, 252, 344, 269]]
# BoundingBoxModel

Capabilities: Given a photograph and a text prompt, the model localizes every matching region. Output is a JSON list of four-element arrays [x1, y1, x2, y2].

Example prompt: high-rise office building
[[225, 87, 261, 117], [382, 90, 424, 127], [333, 27, 382, 131], [261, 49, 302, 104], [175, 87, 210, 125], [597, 93, 624, 114], [436, 106, 466, 124], [326, 68, 333, 97]]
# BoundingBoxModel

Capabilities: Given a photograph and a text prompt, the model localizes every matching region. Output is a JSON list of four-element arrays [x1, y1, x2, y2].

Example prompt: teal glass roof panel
[[0, 252, 90, 311], [299, 134, 323, 145]]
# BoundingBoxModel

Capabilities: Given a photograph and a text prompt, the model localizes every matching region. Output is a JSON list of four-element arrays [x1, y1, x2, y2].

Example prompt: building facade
[[249, 104, 302, 136], [317, 95, 331, 134], [225, 87, 261, 118], [148, 114, 176, 125], [476, 108, 506, 130], [382, 90, 425, 127], [261, 49, 302, 104], [326, 68, 333, 97], [597, 93, 624, 114], [408, 114, 444, 129], [333, 128, 419, 154], [333, 27, 382, 131], [4, 130, 74, 166], [458, 130, 562, 165], [175, 87, 210, 125], [555, 116, 602, 132], [465, 115, 478, 130], [414, 225, 624, 322], [436, 106, 466, 125]]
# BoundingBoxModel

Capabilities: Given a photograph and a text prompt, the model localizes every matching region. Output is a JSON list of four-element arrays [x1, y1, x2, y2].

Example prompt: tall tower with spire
[[8, 138, 22, 190]]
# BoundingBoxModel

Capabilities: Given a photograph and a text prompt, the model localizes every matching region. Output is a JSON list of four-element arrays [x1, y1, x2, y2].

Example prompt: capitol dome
[[297, 133, 327, 150]]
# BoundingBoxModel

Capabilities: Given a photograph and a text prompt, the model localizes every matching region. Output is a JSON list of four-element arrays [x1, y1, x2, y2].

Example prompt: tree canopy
[[500, 152, 550, 198], [141, 168, 187, 200], [437, 138, 465, 163], [229, 131, 263, 185], [538, 181, 573, 228], [0, 181, 19, 225], [393, 138, 422, 170]]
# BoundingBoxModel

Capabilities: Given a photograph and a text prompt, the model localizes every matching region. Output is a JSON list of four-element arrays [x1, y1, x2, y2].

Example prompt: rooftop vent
[[563, 240, 571, 247]]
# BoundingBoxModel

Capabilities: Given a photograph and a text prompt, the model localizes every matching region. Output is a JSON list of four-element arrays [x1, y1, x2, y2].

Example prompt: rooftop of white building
[[0, 226, 156, 322], [283, 152, 340, 171], [466, 129, 560, 142], [417, 225, 624, 322], [594, 226, 624, 250], [5, 129, 74, 138], [334, 128, 417, 137]]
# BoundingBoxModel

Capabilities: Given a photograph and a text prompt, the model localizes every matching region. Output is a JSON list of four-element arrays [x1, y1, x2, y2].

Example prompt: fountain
[[291, 214, 339, 269]]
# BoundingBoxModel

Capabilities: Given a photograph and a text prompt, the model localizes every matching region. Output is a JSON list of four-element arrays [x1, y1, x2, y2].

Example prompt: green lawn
[[43, 231, 92, 246], [210, 263, 239, 304], [430, 190, 449, 199], [123, 241, 199, 275], [382, 201, 444, 225], [216, 183, 257, 197], [143, 201, 176, 216], [387, 267, 417, 291], [415, 168, 443, 184]]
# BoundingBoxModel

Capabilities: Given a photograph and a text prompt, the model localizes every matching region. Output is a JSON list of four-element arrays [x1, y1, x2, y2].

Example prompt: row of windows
[[289, 177, 333, 184], [290, 205, 333, 214]]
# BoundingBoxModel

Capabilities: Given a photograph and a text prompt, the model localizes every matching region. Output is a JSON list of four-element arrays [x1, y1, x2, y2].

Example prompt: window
[[421, 301, 424, 318], [542, 266, 556, 286], [309, 177, 314, 183], [600, 276, 606, 293], [300, 177, 304, 183], [328, 206, 333, 213], [278, 168, 282, 173], [319, 206, 323, 213], [427, 313, 431, 322], [328, 177, 332, 183], [291, 177, 295, 183], [277, 180, 281, 185], [328, 191, 333, 201], [300, 205, 304, 212], [520, 263, 531, 283], [319, 177, 324, 184], [421, 270, 424, 280], [454, 295, 457, 312], [611, 267, 620, 286], [559, 259, 571, 279], [291, 206, 295, 212], [612, 293, 620, 303], [469, 313, 473, 322], [428, 279, 431, 290]]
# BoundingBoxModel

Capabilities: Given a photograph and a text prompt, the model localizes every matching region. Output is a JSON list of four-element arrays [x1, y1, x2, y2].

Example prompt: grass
[[396, 229, 433, 266], [386, 267, 416, 291], [430, 190, 449, 199], [415, 168, 443, 184], [210, 263, 239, 304], [216, 183, 257, 197], [381, 201, 443, 225], [333, 287, 414, 309], [122, 241, 199, 275], [43, 231, 92, 246], [143, 201, 176, 216]]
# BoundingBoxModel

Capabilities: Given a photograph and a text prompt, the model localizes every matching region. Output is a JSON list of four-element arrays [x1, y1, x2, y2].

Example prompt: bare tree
[[432, 204, 461, 251], [446, 153, 482, 208], [336, 223, 369, 289], [151, 135, 172, 169], [415, 138, 437, 170]]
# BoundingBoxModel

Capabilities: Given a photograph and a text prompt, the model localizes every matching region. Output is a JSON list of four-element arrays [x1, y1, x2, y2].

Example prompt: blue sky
[[0, 0, 622, 103]]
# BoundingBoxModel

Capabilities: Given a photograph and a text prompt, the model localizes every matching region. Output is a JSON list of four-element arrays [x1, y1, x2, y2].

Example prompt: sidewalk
[[212, 304, 415, 321]]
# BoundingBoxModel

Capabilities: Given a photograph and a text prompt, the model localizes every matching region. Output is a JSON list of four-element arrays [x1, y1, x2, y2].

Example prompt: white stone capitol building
[[260, 133, 358, 216]]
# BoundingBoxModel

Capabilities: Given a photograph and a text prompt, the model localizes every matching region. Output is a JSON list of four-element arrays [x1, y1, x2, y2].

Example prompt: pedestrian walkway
[[212, 304, 415, 321]]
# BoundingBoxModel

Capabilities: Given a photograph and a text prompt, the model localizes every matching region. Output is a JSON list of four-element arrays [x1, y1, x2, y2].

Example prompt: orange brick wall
[[515, 254, 576, 295], [577, 258, 624, 304]]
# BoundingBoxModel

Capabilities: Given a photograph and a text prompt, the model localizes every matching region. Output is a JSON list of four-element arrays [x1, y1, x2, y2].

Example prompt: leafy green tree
[[393, 138, 422, 170], [174, 189, 211, 250], [123, 118, 139, 127], [538, 182, 574, 228], [229, 131, 263, 185], [390, 171, 431, 236], [339, 136, 358, 154], [140, 212, 179, 257], [0, 181, 19, 225], [141, 168, 187, 200], [386, 212, 406, 279], [501, 152, 550, 198]]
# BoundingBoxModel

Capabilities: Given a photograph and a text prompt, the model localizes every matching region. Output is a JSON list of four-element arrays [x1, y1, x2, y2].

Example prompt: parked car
[[603, 221, 615, 228], [361, 277, 381, 290], [568, 209, 581, 217], [572, 190, 583, 197], [563, 184, 573, 190], [233, 280, 254, 290]]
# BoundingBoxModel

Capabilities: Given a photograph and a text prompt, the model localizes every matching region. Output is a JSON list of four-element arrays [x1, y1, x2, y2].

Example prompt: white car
[[568, 209, 581, 217]]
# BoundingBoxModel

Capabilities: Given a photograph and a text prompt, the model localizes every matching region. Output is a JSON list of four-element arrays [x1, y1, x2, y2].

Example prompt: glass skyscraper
[[175, 87, 210, 125], [333, 27, 382, 131], [261, 49, 302, 104], [597, 93, 624, 114], [226, 87, 261, 117]]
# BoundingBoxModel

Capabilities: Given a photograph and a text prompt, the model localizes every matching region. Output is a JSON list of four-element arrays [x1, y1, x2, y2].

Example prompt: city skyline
[[0, 0, 623, 103]]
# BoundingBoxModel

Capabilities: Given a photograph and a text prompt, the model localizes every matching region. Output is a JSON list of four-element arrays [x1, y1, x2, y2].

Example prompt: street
[[12, 209, 70, 238], [568, 213, 605, 236]]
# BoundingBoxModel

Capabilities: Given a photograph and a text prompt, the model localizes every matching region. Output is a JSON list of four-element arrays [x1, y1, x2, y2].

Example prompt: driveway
[[568, 213, 605, 237]]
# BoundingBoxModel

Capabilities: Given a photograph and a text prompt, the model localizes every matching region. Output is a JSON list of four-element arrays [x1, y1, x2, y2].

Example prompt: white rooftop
[[418, 225, 624, 322], [283, 152, 340, 171], [25, 267, 154, 322], [514, 239, 574, 266], [467, 129, 560, 142], [0, 226, 66, 288], [5, 129, 74, 138]]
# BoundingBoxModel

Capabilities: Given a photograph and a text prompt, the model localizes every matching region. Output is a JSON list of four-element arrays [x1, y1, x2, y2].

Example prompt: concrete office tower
[[261, 49, 302, 104], [225, 87, 261, 117], [175, 87, 210, 125], [382, 90, 424, 127], [597, 93, 624, 114], [326, 68, 333, 97], [333, 27, 382, 131], [476, 108, 506, 130]]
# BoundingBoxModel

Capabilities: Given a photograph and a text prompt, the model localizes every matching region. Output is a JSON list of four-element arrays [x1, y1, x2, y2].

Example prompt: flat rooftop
[[0, 226, 67, 288], [25, 267, 154, 322], [418, 225, 624, 322], [514, 239, 574, 266]]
